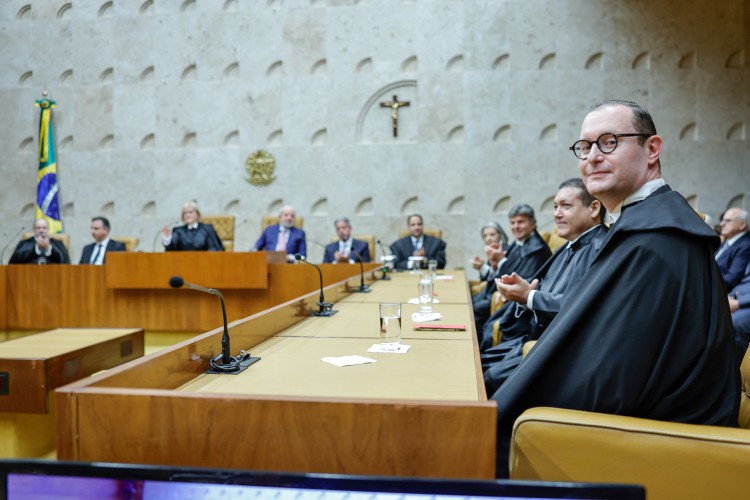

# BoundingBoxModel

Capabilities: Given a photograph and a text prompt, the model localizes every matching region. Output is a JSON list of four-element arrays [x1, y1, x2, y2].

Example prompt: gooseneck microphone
[[169, 276, 260, 374], [348, 247, 370, 293], [1, 226, 25, 264], [376, 239, 395, 280], [294, 254, 337, 317]]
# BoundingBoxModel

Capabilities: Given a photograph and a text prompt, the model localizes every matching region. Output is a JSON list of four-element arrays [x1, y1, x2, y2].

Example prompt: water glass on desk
[[379, 303, 402, 351], [418, 278, 434, 313], [427, 259, 438, 277]]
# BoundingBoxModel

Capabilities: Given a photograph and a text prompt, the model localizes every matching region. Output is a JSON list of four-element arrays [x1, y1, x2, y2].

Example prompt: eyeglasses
[[569, 133, 652, 160]]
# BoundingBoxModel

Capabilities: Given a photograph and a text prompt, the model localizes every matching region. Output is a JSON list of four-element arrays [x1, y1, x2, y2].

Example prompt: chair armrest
[[510, 407, 750, 500]]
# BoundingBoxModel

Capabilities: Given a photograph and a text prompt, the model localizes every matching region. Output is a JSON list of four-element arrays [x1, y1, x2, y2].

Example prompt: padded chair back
[[740, 346, 750, 429], [261, 215, 304, 231], [330, 234, 376, 261], [111, 236, 139, 252], [202, 215, 235, 252], [22, 231, 70, 251], [540, 230, 566, 253], [398, 228, 443, 240]]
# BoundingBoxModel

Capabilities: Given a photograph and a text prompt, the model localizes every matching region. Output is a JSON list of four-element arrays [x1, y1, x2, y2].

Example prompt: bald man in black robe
[[492, 100, 739, 478]]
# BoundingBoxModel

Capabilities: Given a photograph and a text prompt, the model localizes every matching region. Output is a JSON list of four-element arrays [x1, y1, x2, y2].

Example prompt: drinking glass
[[418, 278, 434, 313], [379, 303, 402, 350]]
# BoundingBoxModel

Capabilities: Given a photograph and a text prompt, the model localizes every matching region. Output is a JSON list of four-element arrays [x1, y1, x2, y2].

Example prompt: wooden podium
[[3, 254, 379, 331], [105, 252, 283, 289]]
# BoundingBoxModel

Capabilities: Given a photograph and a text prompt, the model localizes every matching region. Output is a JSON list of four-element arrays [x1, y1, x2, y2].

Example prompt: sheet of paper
[[321, 355, 376, 367], [411, 312, 443, 322], [407, 298, 440, 304], [367, 343, 411, 354]]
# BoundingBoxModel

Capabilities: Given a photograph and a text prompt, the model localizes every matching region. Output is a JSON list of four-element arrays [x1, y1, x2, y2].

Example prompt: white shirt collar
[[97, 236, 111, 247], [608, 178, 666, 225], [566, 224, 601, 248], [726, 231, 748, 246], [187, 223, 199, 230]]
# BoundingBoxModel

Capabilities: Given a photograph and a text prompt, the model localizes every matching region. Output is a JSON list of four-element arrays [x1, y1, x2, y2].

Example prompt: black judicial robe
[[9, 237, 70, 264], [480, 225, 607, 351], [472, 230, 551, 332], [165, 222, 224, 252], [491, 186, 740, 477], [481, 225, 607, 392]]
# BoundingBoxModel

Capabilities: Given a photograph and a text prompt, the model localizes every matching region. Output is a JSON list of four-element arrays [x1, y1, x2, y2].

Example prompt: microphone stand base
[[352, 285, 371, 293], [310, 309, 338, 317], [206, 355, 261, 375]]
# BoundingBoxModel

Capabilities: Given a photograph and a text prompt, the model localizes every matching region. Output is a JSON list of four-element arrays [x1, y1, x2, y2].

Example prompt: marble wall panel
[[0, 0, 747, 269]]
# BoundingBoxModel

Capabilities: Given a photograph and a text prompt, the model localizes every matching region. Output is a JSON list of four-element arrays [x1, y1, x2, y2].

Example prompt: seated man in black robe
[[390, 214, 446, 270], [481, 178, 607, 392], [471, 204, 551, 334], [491, 99, 740, 478], [9, 218, 70, 264]]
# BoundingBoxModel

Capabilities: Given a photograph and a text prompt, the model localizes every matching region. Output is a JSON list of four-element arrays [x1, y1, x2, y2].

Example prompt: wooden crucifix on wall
[[379, 95, 410, 137]]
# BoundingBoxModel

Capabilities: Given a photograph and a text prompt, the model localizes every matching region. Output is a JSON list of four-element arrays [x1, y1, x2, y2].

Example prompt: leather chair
[[21, 231, 70, 251], [261, 215, 304, 231], [329, 234, 376, 262], [509, 346, 750, 500], [202, 215, 235, 252], [539, 229, 566, 253], [110, 236, 139, 252]]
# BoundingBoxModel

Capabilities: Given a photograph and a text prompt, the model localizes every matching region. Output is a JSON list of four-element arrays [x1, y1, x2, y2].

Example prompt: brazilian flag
[[35, 96, 62, 234]]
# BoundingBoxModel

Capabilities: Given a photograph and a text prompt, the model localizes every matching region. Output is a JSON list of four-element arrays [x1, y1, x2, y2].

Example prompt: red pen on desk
[[413, 324, 466, 331]]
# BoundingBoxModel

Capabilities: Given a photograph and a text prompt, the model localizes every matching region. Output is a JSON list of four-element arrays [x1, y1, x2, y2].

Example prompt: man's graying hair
[[508, 203, 535, 221]]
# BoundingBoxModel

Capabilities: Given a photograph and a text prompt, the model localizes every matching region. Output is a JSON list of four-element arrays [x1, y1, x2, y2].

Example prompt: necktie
[[91, 243, 102, 265], [276, 229, 287, 251], [715, 241, 728, 260]]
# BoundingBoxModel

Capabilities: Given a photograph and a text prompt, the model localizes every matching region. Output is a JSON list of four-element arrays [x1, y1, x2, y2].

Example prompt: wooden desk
[[56, 273, 496, 479], [340, 271, 470, 304], [0, 328, 144, 458], [4, 260, 379, 331]]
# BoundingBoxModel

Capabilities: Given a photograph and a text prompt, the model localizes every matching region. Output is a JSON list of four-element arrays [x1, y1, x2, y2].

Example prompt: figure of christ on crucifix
[[379, 94, 410, 137]]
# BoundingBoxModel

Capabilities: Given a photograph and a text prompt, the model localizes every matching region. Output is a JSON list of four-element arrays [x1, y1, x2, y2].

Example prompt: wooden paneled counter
[[56, 271, 497, 479], [3, 255, 379, 331]]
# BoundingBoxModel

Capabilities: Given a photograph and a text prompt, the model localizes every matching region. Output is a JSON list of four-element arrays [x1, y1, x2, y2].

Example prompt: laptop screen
[[0, 460, 644, 500]]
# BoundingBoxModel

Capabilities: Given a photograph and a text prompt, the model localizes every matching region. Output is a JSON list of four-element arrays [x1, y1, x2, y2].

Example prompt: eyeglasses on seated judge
[[569, 132, 653, 160]]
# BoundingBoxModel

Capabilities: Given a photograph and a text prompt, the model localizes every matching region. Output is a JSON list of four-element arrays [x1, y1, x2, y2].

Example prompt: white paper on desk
[[411, 312, 443, 322], [322, 355, 376, 367], [432, 275, 454, 280], [367, 343, 411, 354], [407, 297, 440, 304]]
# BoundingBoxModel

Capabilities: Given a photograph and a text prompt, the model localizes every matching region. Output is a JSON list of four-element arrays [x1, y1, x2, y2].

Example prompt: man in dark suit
[[254, 205, 306, 262], [162, 201, 224, 252], [9, 218, 70, 264], [716, 208, 750, 290], [728, 262, 750, 362], [323, 217, 371, 264], [390, 214, 446, 270], [79, 216, 126, 264]]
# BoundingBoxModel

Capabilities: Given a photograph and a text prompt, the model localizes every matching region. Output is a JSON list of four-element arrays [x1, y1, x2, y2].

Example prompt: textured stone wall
[[1, 0, 748, 268]]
